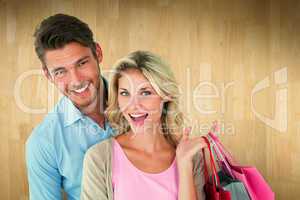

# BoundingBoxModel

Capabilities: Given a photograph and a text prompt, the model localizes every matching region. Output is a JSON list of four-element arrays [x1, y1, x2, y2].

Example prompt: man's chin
[[73, 97, 99, 113], [68, 95, 91, 107], [65, 90, 99, 112], [73, 98, 92, 106]]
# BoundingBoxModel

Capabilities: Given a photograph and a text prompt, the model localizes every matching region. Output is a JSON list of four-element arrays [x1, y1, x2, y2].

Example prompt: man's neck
[[87, 111, 105, 128], [80, 99, 105, 128], [79, 78, 107, 128]]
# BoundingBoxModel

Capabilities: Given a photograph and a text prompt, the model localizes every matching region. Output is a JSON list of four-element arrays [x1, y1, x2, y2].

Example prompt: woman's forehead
[[118, 69, 152, 89]]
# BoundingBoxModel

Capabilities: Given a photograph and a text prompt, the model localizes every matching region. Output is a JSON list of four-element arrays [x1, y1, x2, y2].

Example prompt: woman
[[81, 51, 206, 200]]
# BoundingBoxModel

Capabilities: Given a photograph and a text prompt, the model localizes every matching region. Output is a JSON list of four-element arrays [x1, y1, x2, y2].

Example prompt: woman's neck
[[121, 127, 174, 154]]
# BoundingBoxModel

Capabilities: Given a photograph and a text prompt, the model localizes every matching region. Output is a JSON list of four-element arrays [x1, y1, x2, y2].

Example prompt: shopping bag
[[207, 131, 275, 200], [202, 136, 250, 200], [217, 170, 250, 200], [202, 136, 231, 200]]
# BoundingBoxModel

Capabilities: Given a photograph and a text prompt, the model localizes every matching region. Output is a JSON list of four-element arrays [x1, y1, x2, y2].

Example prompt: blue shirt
[[26, 96, 115, 200]]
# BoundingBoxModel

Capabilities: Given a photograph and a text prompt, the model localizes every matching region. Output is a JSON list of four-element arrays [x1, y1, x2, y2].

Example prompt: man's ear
[[42, 66, 53, 83], [95, 43, 103, 63]]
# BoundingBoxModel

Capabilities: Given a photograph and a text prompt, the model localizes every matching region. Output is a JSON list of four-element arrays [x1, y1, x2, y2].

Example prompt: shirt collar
[[57, 96, 84, 127]]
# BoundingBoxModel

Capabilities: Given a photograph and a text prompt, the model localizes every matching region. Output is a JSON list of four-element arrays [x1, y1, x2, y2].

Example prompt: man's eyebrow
[[49, 56, 90, 74], [75, 56, 90, 65], [50, 67, 65, 74]]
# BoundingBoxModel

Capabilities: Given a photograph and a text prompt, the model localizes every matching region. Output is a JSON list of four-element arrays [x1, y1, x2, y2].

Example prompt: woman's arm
[[176, 128, 206, 200], [81, 142, 111, 200], [177, 162, 198, 200]]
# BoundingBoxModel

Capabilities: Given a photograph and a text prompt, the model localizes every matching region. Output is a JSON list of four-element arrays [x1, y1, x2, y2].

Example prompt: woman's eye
[[120, 91, 129, 96], [141, 91, 152, 96]]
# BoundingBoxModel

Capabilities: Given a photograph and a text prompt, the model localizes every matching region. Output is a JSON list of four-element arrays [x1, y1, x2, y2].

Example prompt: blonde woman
[[81, 51, 206, 200]]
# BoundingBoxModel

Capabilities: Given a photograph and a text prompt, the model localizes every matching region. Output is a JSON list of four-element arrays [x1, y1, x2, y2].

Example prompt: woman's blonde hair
[[106, 51, 183, 147]]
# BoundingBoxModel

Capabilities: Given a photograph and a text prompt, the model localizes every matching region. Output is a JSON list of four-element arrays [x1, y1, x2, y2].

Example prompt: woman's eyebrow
[[140, 87, 151, 91]]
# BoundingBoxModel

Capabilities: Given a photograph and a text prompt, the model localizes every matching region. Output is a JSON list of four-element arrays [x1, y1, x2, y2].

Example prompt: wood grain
[[0, 0, 299, 199]]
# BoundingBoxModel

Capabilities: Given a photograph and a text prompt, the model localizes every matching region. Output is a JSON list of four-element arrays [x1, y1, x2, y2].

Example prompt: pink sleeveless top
[[112, 139, 179, 200]]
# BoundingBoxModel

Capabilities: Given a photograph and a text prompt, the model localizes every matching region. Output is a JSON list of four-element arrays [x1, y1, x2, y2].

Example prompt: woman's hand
[[176, 127, 207, 200], [176, 127, 207, 170]]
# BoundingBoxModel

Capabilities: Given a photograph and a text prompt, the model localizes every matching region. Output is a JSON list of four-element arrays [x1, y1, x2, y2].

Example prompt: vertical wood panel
[[0, 0, 299, 199]]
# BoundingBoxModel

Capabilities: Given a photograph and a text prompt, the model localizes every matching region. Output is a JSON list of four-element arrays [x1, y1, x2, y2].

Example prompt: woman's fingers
[[189, 137, 207, 154], [176, 133, 208, 167], [177, 129, 208, 159], [181, 136, 207, 155], [181, 127, 192, 141], [191, 136, 207, 148]]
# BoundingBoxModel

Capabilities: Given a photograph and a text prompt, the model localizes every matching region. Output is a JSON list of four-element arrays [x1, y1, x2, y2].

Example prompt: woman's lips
[[129, 113, 149, 126]]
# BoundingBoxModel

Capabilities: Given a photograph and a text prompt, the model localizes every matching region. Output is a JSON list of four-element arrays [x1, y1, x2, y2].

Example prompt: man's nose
[[69, 68, 82, 85]]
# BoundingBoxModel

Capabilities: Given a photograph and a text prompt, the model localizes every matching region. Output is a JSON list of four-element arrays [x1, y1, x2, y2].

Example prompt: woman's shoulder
[[84, 138, 114, 166]]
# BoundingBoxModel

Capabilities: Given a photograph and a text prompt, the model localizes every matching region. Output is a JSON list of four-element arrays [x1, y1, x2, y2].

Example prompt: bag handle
[[207, 133, 235, 178], [208, 131, 236, 165], [201, 136, 220, 188], [209, 121, 235, 165]]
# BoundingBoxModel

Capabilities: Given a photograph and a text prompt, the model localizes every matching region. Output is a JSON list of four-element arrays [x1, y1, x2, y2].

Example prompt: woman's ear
[[162, 95, 172, 102]]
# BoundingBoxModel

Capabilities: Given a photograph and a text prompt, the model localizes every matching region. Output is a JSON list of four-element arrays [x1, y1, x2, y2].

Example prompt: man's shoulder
[[26, 99, 67, 147]]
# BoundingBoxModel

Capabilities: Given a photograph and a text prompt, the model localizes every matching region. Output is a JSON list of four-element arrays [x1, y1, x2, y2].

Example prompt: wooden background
[[0, 0, 299, 199]]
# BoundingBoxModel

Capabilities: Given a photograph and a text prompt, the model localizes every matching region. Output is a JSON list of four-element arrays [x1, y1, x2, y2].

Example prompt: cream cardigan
[[81, 138, 206, 200]]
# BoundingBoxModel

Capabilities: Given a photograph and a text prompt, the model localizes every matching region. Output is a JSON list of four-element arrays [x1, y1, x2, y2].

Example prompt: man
[[26, 14, 115, 200]]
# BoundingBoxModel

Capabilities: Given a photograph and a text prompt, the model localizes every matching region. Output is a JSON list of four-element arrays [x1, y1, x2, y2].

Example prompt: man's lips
[[71, 83, 90, 94]]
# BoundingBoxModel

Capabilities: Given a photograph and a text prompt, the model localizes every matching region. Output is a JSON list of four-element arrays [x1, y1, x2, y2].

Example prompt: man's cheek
[[55, 81, 68, 93]]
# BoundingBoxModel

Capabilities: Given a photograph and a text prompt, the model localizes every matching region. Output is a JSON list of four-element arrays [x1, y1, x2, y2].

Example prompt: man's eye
[[53, 70, 66, 78], [78, 60, 88, 67], [120, 91, 129, 96], [141, 91, 152, 96]]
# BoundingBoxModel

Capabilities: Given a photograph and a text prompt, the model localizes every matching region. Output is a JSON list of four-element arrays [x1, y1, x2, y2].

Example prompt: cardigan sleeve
[[193, 151, 206, 200], [81, 140, 112, 200]]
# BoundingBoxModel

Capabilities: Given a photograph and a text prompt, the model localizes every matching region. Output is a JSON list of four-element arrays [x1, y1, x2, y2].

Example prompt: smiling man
[[25, 14, 115, 200]]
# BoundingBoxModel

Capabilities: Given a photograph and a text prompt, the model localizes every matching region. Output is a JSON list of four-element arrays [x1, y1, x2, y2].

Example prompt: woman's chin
[[128, 124, 146, 135]]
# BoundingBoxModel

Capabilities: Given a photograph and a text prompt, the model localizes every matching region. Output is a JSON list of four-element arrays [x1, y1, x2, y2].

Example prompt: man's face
[[43, 42, 103, 111]]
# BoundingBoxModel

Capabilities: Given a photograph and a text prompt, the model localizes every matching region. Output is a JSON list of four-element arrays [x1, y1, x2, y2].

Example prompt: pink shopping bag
[[207, 131, 275, 200]]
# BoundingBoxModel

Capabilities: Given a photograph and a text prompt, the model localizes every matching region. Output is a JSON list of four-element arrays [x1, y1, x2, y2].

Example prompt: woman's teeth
[[129, 113, 148, 121], [130, 113, 147, 118]]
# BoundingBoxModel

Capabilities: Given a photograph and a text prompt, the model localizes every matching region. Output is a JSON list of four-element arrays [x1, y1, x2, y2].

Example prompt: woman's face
[[117, 69, 165, 134]]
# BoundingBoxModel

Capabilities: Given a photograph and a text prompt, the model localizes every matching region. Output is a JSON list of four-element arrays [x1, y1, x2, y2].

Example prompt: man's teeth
[[74, 84, 89, 93], [130, 113, 147, 118]]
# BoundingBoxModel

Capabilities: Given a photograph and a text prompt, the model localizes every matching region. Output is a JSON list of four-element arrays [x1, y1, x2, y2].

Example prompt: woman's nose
[[129, 95, 144, 109]]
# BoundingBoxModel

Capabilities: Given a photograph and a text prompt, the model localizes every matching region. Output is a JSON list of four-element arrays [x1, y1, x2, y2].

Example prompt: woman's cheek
[[147, 99, 164, 115], [118, 97, 130, 112]]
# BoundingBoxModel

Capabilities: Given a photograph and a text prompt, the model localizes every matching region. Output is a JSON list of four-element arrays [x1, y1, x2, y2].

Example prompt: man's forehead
[[44, 43, 91, 68]]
